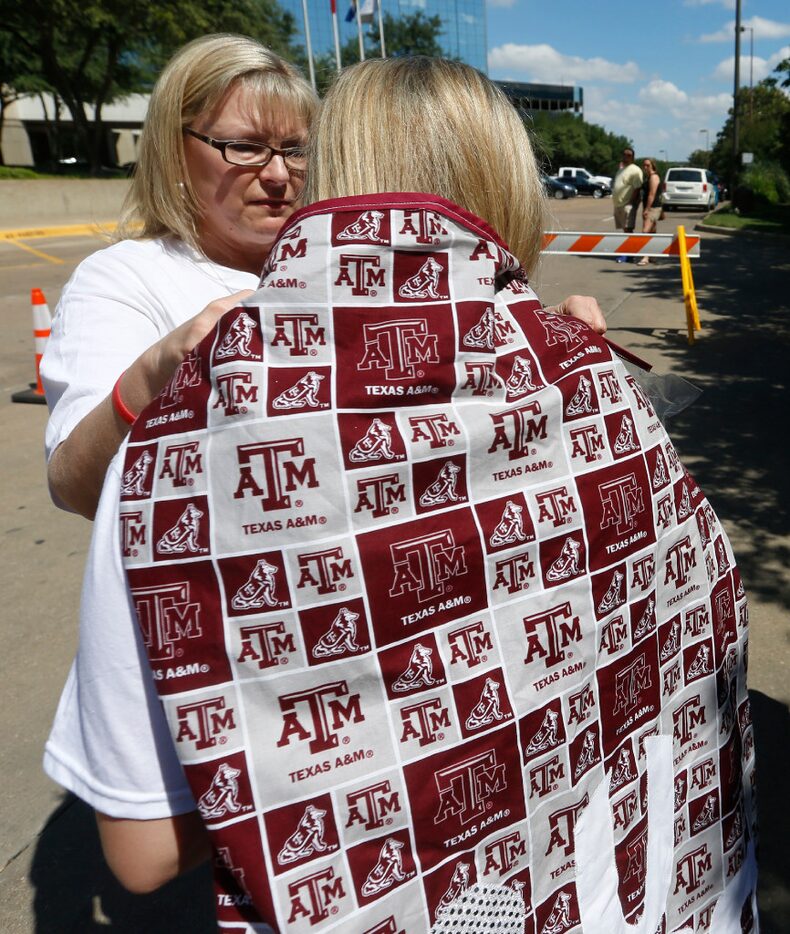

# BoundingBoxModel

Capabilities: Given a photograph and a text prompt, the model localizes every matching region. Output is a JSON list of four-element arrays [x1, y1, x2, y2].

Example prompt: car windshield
[[667, 169, 704, 183]]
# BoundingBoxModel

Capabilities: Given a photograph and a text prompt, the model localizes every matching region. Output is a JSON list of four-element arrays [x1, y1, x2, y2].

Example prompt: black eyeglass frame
[[183, 127, 307, 169]]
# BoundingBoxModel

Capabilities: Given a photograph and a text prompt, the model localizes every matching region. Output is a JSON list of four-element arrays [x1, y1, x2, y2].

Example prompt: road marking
[[6, 239, 64, 264], [0, 222, 120, 241]]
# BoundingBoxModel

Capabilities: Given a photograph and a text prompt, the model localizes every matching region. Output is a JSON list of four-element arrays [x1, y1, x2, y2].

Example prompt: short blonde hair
[[117, 34, 318, 247], [304, 57, 546, 273]]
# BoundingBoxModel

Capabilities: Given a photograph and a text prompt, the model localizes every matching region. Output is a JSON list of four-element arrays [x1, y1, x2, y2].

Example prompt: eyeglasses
[[184, 128, 307, 170]]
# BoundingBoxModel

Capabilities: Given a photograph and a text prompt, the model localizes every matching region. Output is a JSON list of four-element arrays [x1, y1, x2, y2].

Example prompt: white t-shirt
[[44, 448, 189, 818], [41, 236, 258, 462]]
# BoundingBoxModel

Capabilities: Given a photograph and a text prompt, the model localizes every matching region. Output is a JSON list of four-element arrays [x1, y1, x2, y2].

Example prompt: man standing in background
[[612, 147, 643, 262]]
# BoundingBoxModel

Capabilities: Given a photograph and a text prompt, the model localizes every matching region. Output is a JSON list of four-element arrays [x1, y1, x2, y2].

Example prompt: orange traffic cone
[[12, 288, 52, 405]]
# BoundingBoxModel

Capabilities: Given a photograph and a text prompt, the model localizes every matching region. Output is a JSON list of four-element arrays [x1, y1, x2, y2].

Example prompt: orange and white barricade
[[12, 288, 52, 404], [541, 226, 702, 344]]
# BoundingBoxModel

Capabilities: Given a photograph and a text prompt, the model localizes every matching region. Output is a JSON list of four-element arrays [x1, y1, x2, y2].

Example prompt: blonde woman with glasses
[[41, 34, 318, 519], [44, 57, 755, 933]]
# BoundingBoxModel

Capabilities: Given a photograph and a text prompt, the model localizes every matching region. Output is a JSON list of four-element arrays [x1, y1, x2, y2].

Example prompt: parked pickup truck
[[555, 166, 613, 188]]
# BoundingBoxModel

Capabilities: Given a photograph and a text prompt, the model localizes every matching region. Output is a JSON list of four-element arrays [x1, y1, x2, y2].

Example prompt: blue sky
[[485, 0, 790, 162]]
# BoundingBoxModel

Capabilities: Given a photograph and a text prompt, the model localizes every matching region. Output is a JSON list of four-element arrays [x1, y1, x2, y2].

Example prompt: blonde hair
[[304, 57, 547, 274], [642, 158, 658, 175], [117, 34, 317, 247]]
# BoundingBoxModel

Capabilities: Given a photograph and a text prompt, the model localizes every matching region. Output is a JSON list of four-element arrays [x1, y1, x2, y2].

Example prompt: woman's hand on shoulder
[[144, 290, 255, 390], [546, 294, 607, 335]]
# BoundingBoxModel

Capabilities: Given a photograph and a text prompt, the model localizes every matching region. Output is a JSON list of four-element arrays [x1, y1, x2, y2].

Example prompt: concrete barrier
[[0, 179, 130, 229]]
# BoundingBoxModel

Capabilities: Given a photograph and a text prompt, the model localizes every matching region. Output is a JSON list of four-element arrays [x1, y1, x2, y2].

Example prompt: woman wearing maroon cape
[[45, 58, 758, 933]]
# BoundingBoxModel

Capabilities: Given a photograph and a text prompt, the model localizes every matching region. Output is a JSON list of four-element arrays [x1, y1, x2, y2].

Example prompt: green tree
[[314, 11, 443, 94], [709, 81, 790, 180], [529, 111, 629, 178], [687, 149, 711, 169], [0, 0, 300, 173]]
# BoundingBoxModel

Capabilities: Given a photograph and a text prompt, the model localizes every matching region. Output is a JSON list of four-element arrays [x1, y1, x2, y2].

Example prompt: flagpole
[[356, 1, 366, 61], [301, 0, 317, 90], [377, 0, 386, 58], [331, 0, 342, 71]]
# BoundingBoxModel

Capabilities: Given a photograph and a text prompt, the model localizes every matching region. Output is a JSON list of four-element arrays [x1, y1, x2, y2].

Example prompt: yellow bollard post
[[677, 226, 701, 342]]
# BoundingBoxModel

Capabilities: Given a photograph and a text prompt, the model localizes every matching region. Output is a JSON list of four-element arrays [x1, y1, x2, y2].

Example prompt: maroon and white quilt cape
[[120, 194, 757, 933]]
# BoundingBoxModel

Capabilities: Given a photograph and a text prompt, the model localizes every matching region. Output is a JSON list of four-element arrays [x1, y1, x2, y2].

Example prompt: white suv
[[662, 167, 717, 211]]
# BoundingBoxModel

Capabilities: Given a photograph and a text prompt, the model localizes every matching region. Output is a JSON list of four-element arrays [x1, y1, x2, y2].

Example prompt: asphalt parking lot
[[0, 196, 787, 931]]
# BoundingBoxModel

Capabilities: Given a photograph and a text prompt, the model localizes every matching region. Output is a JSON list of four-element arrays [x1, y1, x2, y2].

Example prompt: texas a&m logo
[[545, 795, 589, 857], [664, 536, 697, 589], [175, 696, 235, 750], [674, 843, 712, 894], [400, 697, 451, 746], [355, 473, 406, 519], [335, 254, 385, 296], [529, 754, 565, 798], [132, 581, 201, 661], [482, 831, 527, 876], [489, 401, 548, 460], [160, 352, 201, 408], [346, 780, 401, 830], [234, 439, 318, 511], [120, 510, 146, 558], [462, 361, 502, 396], [270, 222, 307, 264], [598, 370, 623, 405], [409, 412, 460, 449], [237, 621, 295, 669], [599, 473, 644, 535], [389, 529, 466, 603], [613, 652, 652, 715], [399, 208, 448, 244], [287, 867, 345, 926], [277, 680, 364, 754], [523, 602, 582, 668], [568, 684, 596, 725], [213, 371, 258, 417], [569, 424, 605, 464], [448, 621, 493, 668], [493, 552, 536, 594], [434, 750, 506, 825], [159, 441, 202, 487], [536, 486, 577, 528], [673, 695, 707, 746], [297, 547, 353, 595], [358, 318, 439, 380], [271, 312, 326, 357]]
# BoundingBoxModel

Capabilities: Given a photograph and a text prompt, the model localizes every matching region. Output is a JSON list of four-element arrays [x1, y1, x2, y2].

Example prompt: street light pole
[[744, 26, 754, 120], [699, 129, 710, 152], [732, 0, 742, 193]]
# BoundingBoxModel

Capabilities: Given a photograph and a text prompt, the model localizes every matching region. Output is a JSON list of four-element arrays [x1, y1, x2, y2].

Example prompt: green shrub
[[738, 162, 790, 206], [0, 166, 43, 179]]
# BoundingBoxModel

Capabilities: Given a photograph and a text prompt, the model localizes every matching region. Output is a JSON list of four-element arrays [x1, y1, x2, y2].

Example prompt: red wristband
[[111, 372, 138, 426]]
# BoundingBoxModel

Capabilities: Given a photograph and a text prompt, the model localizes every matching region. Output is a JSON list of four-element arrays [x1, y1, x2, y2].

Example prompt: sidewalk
[[0, 225, 787, 932]]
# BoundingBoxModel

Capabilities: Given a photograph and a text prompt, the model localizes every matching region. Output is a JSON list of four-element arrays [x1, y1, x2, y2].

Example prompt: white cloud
[[700, 16, 790, 43], [638, 80, 732, 122], [712, 45, 790, 81], [487, 0, 517, 8], [488, 43, 640, 84]]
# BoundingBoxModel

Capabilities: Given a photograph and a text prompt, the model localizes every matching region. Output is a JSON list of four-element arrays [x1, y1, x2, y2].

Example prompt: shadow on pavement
[[748, 690, 790, 933], [29, 795, 214, 932]]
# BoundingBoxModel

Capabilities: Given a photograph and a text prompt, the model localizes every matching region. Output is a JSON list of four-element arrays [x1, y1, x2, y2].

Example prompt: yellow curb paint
[[0, 222, 118, 241], [7, 239, 64, 264]]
